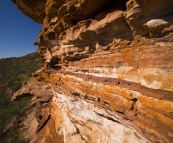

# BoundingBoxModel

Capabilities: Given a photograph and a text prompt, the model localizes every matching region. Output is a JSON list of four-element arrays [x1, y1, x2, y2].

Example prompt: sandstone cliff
[[11, 0, 173, 143]]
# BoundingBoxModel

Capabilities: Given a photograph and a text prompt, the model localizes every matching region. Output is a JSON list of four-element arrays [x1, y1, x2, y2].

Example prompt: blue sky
[[0, 0, 42, 58]]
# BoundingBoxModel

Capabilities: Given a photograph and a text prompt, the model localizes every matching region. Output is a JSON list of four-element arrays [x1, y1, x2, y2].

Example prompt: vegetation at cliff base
[[0, 52, 42, 142]]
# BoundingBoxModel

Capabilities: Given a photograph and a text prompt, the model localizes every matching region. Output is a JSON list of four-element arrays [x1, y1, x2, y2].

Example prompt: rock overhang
[[11, 0, 173, 143]]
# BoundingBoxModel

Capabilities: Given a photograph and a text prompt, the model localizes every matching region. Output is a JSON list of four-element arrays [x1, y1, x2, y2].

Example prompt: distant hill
[[0, 52, 42, 139]]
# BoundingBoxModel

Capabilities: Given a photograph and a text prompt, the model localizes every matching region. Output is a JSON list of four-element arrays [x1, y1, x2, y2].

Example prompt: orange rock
[[11, 0, 173, 142]]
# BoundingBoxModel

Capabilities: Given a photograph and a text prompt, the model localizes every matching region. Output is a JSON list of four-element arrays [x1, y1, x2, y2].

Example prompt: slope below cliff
[[11, 0, 173, 143], [0, 53, 42, 142]]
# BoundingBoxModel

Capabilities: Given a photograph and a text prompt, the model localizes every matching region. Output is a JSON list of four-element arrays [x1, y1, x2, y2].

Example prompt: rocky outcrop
[[12, 0, 173, 143]]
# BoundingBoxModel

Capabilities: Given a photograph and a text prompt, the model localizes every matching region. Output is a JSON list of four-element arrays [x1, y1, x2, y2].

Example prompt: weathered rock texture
[[12, 0, 173, 143]]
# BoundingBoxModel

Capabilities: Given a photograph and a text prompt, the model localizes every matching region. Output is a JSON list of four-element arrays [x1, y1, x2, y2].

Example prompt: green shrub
[[11, 81, 22, 92]]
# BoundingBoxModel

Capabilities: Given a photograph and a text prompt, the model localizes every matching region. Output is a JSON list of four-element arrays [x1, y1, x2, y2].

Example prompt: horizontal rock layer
[[12, 0, 173, 143]]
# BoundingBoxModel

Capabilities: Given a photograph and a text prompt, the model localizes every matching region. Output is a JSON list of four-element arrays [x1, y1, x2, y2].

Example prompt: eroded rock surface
[[11, 0, 173, 143]]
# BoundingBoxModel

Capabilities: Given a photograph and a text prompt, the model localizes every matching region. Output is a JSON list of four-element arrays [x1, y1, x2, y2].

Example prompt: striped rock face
[[12, 0, 173, 143]]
